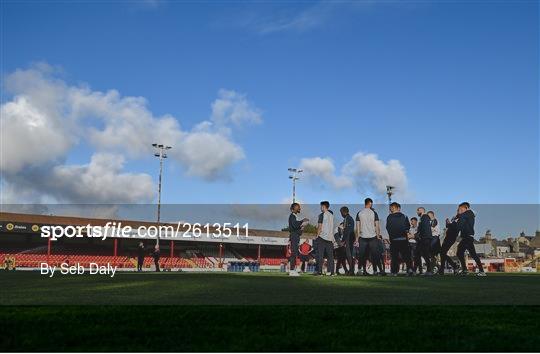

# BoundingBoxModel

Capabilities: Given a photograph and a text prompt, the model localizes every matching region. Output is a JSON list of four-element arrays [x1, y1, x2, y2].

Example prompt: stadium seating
[[1, 242, 289, 270]]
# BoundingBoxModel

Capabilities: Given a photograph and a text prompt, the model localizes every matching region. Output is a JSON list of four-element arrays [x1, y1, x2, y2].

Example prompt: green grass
[[1, 305, 539, 351], [1, 272, 539, 351], [1, 271, 539, 305]]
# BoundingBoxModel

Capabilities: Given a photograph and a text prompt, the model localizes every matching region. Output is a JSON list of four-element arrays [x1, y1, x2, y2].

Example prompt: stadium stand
[[0, 212, 295, 271]]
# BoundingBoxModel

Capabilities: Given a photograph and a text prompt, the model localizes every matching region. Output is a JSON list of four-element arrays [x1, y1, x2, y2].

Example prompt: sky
[[1, 0, 539, 217]]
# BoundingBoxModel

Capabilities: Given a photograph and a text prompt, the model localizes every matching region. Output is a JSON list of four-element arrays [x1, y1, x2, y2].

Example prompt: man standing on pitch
[[316, 201, 335, 276], [355, 198, 381, 275], [428, 211, 441, 258], [386, 202, 413, 276], [455, 202, 486, 276], [152, 245, 161, 272], [288, 202, 309, 276], [409, 217, 420, 273], [438, 209, 460, 275], [339, 206, 355, 275], [137, 242, 145, 272], [416, 207, 434, 275]]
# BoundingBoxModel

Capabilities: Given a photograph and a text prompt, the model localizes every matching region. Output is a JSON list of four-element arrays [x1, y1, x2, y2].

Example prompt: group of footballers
[[287, 198, 486, 277]]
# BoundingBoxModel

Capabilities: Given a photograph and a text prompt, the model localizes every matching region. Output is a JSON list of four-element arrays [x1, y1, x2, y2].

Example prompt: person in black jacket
[[137, 242, 145, 272], [416, 207, 434, 275], [455, 202, 486, 276], [439, 210, 460, 275], [428, 211, 441, 256], [386, 202, 413, 276], [339, 206, 355, 275], [288, 203, 309, 276], [334, 227, 349, 275], [152, 245, 160, 272]]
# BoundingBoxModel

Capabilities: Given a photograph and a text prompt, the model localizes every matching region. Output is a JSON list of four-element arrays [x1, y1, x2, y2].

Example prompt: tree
[[281, 223, 317, 234]]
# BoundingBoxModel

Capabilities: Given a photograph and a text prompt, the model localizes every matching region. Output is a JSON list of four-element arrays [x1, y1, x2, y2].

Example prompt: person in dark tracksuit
[[455, 202, 486, 276], [416, 207, 434, 275], [339, 206, 355, 275], [386, 202, 413, 276], [428, 211, 441, 257], [152, 245, 161, 272], [334, 228, 349, 275], [374, 234, 386, 275], [439, 210, 460, 275], [288, 202, 309, 276], [137, 242, 145, 272]]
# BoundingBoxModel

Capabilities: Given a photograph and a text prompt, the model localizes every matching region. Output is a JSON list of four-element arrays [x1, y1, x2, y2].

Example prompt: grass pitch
[[1, 271, 539, 305], [1, 272, 539, 351]]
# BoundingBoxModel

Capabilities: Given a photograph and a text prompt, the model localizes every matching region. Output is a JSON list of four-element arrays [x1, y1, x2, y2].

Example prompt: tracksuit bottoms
[[289, 234, 300, 270], [418, 238, 434, 273], [390, 239, 412, 274], [439, 233, 458, 272], [358, 237, 380, 273], [457, 236, 484, 273], [316, 237, 334, 274]]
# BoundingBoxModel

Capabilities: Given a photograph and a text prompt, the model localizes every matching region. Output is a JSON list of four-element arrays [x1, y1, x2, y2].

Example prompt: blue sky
[[1, 0, 539, 207]]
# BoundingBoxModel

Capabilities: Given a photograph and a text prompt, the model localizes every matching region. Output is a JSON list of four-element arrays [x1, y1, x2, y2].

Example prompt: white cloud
[[251, 1, 373, 35], [343, 152, 408, 198], [171, 130, 245, 180], [300, 157, 353, 189], [256, 3, 331, 34], [211, 89, 262, 127], [0, 153, 155, 204], [0, 96, 74, 173], [48, 153, 155, 203], [0, 63, 262, 203], [299, 152, 410, 201]]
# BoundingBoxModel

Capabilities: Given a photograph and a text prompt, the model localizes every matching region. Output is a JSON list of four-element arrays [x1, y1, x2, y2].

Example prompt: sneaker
[[389, 273, 398, 277], [458, 271, 469, 276], [289, 270, 299, 277], [476, 272, 487, 277], [407, 270, 415, 276], [330, 273, 337, 277], [379, 272, 387, 276], [424, 272, 434, 276]]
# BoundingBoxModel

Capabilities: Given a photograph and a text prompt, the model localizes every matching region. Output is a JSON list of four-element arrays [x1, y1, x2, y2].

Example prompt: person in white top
[[355, 198, 383, 275], [428, 211, 440, 237], [316, 201, 335, 276], [408, 217, 422, 273]]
